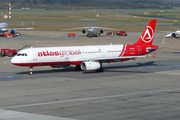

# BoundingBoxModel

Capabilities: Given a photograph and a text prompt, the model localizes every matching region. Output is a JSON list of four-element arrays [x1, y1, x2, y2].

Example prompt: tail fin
[[88, 20, 91, 28], [135, 19, 156, 45]]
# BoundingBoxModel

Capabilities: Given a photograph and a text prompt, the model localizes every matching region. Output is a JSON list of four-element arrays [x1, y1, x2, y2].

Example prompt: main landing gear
[[29, 66, 33, 75], [96, 62, 104, 72], [75, 65, 82, 71], [96, 67, 104, 72]]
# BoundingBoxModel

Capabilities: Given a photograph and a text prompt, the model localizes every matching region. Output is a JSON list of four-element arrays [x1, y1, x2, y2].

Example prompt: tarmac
[[0, 31, 180, 120]]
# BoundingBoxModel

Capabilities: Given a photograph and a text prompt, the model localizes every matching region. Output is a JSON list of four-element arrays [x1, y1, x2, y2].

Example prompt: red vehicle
[[106, 30, 127, 36], [68, 32, 76, 37], [0, 49, 17, 57], [117, 30, 127, 36]]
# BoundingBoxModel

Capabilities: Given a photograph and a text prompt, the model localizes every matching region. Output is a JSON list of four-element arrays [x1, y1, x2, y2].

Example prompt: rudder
[[135, 19, 156, 45]]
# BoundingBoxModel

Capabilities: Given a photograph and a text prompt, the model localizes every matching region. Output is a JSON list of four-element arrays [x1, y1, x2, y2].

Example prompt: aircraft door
[[32, 50, 38, 60], [101, 49, 106, 57], [137, 46, 142, 55]]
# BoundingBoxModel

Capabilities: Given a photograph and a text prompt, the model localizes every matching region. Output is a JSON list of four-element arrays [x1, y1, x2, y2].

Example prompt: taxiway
[[0, 31, 180, 120]]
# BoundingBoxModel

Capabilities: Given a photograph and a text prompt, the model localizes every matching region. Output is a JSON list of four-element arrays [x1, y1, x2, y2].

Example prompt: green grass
[[0, 9, 179, 32]]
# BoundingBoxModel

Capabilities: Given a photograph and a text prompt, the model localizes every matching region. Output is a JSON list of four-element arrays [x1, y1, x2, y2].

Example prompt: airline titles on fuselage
[[38, 49, 81, 57]]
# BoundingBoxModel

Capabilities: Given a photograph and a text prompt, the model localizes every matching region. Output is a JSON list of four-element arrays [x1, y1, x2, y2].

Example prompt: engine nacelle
[[100, 29, 104, 34], [82, 29, 86, 34], [11, 29, 16, 35], [80, 61, 101, 71], [171, 33, 176, 38]]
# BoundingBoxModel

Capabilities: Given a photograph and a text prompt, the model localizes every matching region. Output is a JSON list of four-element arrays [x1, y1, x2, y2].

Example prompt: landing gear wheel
[[29, 66, 33, 75], [29, 71, 33, 75], [96, 68, 104, 72], [75, 65, 82, 71]]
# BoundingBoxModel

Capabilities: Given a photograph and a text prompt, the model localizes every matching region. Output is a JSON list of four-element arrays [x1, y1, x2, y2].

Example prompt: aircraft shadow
[[173, 52, 180, 54], [104, 61, 156, 69], [15, 61, 156, 75]]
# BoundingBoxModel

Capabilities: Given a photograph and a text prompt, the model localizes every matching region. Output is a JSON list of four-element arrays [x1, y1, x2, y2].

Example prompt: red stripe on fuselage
[[119, 44, 125, 57], [12, 61, 81, 67]]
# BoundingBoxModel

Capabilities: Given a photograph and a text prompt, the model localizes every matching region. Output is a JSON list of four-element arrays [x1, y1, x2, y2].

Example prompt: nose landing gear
[[29, 66, 33, 75]]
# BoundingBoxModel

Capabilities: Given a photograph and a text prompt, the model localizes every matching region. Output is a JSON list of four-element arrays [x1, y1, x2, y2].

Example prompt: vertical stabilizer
[[135, 19, 156, 45]]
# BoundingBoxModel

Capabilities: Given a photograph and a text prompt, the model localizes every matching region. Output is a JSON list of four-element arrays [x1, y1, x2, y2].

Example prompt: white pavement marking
[[0, 109, 77, 120], [1, 88, 180, 109], [3, 61, 10, 64]]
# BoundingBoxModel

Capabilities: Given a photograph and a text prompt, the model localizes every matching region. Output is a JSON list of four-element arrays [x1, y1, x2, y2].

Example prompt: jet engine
[[10, 29, 20, 36], [82, 29, 86, 34], [10, 29, 16, 35], [172, 33, 176, 38], [100, 29, 104, 34], [80, 61, 101, 71]]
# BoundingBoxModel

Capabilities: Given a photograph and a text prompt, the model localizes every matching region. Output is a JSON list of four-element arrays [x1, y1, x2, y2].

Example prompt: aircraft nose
[[88, 29, 93, 32], [11, 56, 17, 64]]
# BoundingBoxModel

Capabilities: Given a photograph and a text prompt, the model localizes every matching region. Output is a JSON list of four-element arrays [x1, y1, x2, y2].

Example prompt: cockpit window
[[16, 53, 28, 56]]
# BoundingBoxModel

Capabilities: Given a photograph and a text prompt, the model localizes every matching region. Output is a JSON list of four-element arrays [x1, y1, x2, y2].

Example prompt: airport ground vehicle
[[68, 32, 76, 37], [106, 30, 127, 36], [1, 30, 21, 37], [0, 49, 17, 57]]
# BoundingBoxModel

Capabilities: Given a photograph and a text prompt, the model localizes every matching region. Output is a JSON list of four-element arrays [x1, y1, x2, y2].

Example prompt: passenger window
[[25, 54, 27, 56], [22, 54, 24, 56]]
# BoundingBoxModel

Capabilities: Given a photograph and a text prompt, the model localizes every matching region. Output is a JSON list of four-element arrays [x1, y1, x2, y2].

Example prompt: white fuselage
[[87, 27, 99, 36], [11, 45, 125, 66]]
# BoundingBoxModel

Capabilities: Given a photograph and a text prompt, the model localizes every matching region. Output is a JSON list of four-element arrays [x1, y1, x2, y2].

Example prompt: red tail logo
[[141, 26, 154, 43], [135, 19, 156, 45]]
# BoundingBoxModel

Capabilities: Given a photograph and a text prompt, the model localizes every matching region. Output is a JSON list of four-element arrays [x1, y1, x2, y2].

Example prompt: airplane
[[63, 21, 118, 37], [165, 30, 180, 39], [11, 19, 158, 75], [0, 22, 33, 37]]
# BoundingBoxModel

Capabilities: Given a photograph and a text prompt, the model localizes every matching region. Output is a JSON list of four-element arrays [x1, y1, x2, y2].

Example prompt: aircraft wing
[[62, 27, 89, 31], [92, 27, 118, 30], [8, 27, 34, 30], [63, 27, 118, 31], [79, 55, 147, 62]]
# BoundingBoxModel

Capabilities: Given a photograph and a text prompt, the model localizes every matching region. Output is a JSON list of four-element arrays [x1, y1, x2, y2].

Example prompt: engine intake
[[100, 29, 104, 34], [82, 29, 86, 34], [172, 33, 176, 38], [81, 61, 101, 71], [11, 30, 16, 35]]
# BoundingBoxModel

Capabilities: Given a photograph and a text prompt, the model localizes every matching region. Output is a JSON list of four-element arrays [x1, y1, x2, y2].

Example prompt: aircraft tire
[[96, 68, 104, 72], [75, 65, 82, 71], [29, 71, 33, 75]]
